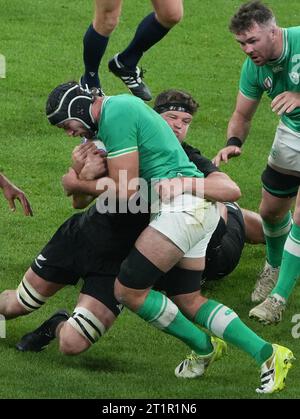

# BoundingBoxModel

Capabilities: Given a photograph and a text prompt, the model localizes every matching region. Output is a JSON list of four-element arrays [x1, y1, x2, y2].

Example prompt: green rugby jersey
[[239, 27, 300, 132], [97, 94, 203, 182]]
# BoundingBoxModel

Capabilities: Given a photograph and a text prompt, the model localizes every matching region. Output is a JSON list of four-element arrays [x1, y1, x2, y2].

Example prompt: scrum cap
[[46, 81, 98, 133]]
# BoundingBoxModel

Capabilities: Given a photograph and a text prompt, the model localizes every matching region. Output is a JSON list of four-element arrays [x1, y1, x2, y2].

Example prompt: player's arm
[[62, 151, 139, 202], [71, 186, 96, 209], [69, 142, 96, 208], [73, 151, 108, 208], [203, 171, 241, 202], [185, 146, 220, 177], [106, 151, 139, 200], [68, 143, 108, 209], [190, 171, 241, 202], [181, 145, 240, 201], [0, 172, 33, 216], [213, 92, 260, 166], [157, 172, 241, 203]]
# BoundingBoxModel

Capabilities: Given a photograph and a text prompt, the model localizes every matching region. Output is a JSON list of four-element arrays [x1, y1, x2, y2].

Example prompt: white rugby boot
[[251, 261, 279, 303], [175, 337, 227, 378]]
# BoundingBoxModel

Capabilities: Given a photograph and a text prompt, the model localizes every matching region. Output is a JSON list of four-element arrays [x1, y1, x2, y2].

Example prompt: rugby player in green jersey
[[213, 1, 300, 325], [40, 81, 293, 392]]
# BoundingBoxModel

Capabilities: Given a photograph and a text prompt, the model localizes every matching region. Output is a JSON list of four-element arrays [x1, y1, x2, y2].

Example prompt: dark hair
[[154, 89, 199, 115], [229, 1, 275, 34]]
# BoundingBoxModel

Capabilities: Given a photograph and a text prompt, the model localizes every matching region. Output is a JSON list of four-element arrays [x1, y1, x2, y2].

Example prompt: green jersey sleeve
[[98, 99, 138, 159], [239, 59, 264, 100]]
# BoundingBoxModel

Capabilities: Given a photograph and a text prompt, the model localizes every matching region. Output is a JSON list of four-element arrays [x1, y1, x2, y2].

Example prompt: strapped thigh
[[16, 277, 48, 312], [67, 307, 106, 344]]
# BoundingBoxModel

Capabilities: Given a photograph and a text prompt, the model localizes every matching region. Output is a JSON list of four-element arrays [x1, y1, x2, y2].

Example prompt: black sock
[[82, 24, 109, 88], [118, 13, 169, 69]]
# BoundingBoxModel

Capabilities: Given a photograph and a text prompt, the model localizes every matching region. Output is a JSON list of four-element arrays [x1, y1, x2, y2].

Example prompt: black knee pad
[[155, 267, 204, 296], [118, 247, 164, 289]]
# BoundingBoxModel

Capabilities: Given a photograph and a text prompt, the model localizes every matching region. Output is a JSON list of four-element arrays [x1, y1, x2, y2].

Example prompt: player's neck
[[92, 96, 104, 123], [272, 27, 283, 60]]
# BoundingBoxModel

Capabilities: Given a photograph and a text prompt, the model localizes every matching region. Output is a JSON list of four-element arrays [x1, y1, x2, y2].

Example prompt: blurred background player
[[212, 1, 300, 325], [80, 0, 183, 100]]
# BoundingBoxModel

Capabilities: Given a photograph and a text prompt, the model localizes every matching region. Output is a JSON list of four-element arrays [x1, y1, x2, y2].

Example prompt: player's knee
[[259, 205, 285, 223], [93, 13, 119, 35], [114, 280, 151, 312], [172, 292, 207, 319], [116, 249, 163, 309], [0, 290, 28, 318], [59, 323, 90, 355], [156, 9, 183, 28], [59, 307, 107, 355], [114, 279, 133, 307]]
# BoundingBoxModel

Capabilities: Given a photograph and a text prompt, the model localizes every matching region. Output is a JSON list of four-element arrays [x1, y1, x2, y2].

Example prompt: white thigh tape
[[16, 277, 48, 312], [68, 307, 106, 344]]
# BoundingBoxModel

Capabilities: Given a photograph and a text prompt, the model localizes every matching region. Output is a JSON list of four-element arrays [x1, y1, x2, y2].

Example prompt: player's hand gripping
[[72, 142, 98, 174], [80, 151, 108, 181]]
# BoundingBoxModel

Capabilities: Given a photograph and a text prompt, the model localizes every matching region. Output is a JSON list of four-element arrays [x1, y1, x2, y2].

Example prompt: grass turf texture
[[0, 0, 300, 399]]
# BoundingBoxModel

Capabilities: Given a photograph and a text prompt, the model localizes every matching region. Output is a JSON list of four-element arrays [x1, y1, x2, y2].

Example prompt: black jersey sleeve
[[182, 142, 220, 177]]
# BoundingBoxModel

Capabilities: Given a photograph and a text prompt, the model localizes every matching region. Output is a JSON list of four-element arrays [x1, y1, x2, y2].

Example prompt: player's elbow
[[220, 180, 241, 202], [228, 183, 241, 202], [72, 196, 91, 210], [72, 201, 86, 210]]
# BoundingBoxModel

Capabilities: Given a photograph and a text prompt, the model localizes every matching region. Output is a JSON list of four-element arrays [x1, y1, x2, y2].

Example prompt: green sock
[[195, 299, 273, 365], [262, 212, 292, 268], [271, 223, 300, 301], [137, 290, 213, 355]]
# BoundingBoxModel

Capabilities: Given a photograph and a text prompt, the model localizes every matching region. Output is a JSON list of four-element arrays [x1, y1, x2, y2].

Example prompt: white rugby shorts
[[149, 194, 220, 258], [268, 121, 300, 173]]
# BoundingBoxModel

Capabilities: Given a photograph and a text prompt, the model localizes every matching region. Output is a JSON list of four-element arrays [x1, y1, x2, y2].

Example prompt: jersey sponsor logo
[[263, 76, 272, 90], [272, 65, 283, 74]]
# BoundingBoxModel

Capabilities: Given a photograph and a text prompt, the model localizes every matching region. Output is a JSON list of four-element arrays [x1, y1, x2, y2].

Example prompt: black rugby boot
[[16, 309, 69, 352], [108, 54, 152, 101]]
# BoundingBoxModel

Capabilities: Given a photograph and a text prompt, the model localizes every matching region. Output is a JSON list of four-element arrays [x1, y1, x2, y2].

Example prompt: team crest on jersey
[[263, 76, 272, 90], [289, 71, 300, 85], [272, 65, 283, 73]]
